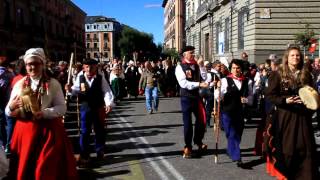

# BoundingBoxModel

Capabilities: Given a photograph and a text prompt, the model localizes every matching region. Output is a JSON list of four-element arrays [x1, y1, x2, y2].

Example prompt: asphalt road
[[77, 96, 320, 180]]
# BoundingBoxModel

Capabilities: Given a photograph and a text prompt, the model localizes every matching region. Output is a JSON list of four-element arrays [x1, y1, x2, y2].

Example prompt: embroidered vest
[[222, 77, 248, 112], [78, 73, 104, 108], [180, 63, 200, 97]]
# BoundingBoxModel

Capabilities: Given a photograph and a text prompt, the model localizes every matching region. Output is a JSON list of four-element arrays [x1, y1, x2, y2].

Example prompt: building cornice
[[68, 0, 87, 15], [162, 0, 168, 8]]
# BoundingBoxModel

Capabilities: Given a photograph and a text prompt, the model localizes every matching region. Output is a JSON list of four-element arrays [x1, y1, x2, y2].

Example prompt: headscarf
[[23, 48, 46, 65]]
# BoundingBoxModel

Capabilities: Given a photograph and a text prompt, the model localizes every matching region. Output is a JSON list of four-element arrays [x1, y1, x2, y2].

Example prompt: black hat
[[83, 58, 98, 65], [181, 46, 195, 53]]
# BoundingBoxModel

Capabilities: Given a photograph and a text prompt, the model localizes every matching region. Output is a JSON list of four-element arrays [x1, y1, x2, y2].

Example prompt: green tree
[[294, 23, 316, 56], [162, 48, 180, 63], [117, 25, 161, 62]]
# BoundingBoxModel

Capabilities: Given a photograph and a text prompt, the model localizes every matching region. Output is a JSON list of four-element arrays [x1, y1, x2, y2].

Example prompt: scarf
[[182, 58, 197, 65], [227, 73, 245, 81]]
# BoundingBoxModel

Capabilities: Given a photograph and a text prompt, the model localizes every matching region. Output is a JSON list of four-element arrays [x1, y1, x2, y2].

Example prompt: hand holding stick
[[212, 77, 221, 164]]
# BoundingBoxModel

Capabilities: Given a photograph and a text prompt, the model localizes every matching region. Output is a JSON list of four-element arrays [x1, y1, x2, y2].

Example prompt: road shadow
[[78, 169, 130, 180], [107, 124, 183, 133], [241, 157, 265, 169]]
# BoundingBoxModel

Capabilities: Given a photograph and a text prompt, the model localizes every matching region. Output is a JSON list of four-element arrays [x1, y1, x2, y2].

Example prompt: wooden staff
[[76, 95, 80, 135], [63, 53, 74, 123], [212, 76, 221, 163], [214, 83, 221, 164], [67, 53, 74, 90]]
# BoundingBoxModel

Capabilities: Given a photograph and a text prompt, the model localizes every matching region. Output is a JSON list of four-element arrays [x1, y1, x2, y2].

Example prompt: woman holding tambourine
[[264, 45, 319, 180]]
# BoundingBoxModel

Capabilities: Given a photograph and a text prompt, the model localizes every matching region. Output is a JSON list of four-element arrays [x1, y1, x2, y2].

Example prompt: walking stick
[[65, 53, 74, 101], [214, 85, 221, 163], [76, 95, 80, 135], [212, 77, 221, 164], [63, 53, 74, 123]]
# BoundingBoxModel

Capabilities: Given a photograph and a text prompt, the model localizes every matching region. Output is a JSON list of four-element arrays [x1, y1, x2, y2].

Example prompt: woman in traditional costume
[[5, 48, 78, 180], [264, 46, 319, 180]]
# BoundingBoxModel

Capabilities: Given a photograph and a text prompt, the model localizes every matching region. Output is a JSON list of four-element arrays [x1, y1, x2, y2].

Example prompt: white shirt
[[175, 64, 207, 90], [72, 71, 114, 106], [214, 77, 254, 106], [6, 77, 66, 119]]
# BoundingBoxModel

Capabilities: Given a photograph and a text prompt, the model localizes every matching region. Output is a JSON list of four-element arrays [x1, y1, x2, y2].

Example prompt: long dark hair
[[279, 45, 312, 87]]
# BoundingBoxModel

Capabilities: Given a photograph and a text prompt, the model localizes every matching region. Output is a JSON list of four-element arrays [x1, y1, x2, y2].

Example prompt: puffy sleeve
[[175, 65, 200, 90], [42, 79, 67, 119]]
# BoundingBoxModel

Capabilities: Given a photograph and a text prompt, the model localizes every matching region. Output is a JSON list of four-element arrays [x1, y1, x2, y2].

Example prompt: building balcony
[[210, 0, 221, 12], [196, 0, 221, 20], [185, 15, 195, 28], [87, 47, 99, 51], [220, 0, 230, 5], [92, 38, 99, 42], [196, 1, 210, 20]]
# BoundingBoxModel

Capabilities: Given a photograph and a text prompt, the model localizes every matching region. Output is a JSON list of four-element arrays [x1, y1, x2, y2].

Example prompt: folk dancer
[[215, 59, 253, 167], [67, 58, 114, 166], [175, 46, 209, 158], [264, 46, 319, 179], [5, 48, 78, 179]]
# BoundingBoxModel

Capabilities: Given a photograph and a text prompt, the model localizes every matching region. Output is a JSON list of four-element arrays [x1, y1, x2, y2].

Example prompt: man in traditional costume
[[67, 58, 114, 166], [175, 46, 208, 158]]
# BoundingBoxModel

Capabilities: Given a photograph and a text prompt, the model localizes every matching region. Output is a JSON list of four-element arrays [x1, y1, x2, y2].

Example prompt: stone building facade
[[185, 0, 320, 63], [85, 16, 121, 62], [0, 0, 86, 62], [162, 0, 185, 53]]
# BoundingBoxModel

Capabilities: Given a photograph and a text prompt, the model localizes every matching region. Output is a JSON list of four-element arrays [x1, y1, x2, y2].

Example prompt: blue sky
[[72, 0, 164, 44]]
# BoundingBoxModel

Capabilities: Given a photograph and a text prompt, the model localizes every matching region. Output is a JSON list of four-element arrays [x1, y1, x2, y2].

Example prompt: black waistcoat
[[222, 77, 249, 113], [180, 63, 200, 97], [78, 73, 105, 108]]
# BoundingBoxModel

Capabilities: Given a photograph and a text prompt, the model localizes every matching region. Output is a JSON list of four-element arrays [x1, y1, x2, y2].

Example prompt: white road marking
[[114, 114, 185, 180], [116, 119, 169, 180]]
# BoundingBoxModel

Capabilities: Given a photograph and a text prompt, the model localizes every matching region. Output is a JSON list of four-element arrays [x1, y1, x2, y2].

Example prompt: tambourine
[[17, 87, 40, 119], [298, 85, 320, 110]]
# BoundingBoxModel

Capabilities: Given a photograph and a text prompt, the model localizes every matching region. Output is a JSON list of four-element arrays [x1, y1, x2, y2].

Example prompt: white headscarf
[[23, 48, 46, 65]]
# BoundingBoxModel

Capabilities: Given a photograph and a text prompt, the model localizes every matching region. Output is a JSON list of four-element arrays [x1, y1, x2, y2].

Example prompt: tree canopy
[[117, 25, 161, 62]]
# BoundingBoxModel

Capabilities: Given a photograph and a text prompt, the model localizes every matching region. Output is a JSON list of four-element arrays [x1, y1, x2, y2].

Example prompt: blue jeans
[[145, 86, 159, 111]]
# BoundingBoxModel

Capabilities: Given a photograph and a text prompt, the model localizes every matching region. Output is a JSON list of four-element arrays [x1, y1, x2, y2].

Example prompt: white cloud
[[144, 4, 162, 8]]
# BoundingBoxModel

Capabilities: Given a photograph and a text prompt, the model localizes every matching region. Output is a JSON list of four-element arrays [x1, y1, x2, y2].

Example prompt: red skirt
[[8, 118, 78, 180]]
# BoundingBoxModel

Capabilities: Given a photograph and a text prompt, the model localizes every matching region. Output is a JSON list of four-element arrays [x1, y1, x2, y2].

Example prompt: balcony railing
[[185, 15, 195, 28], [87, 47, 99, 51], [196, 0, 220, 20], [220, 0, 230, 5]]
